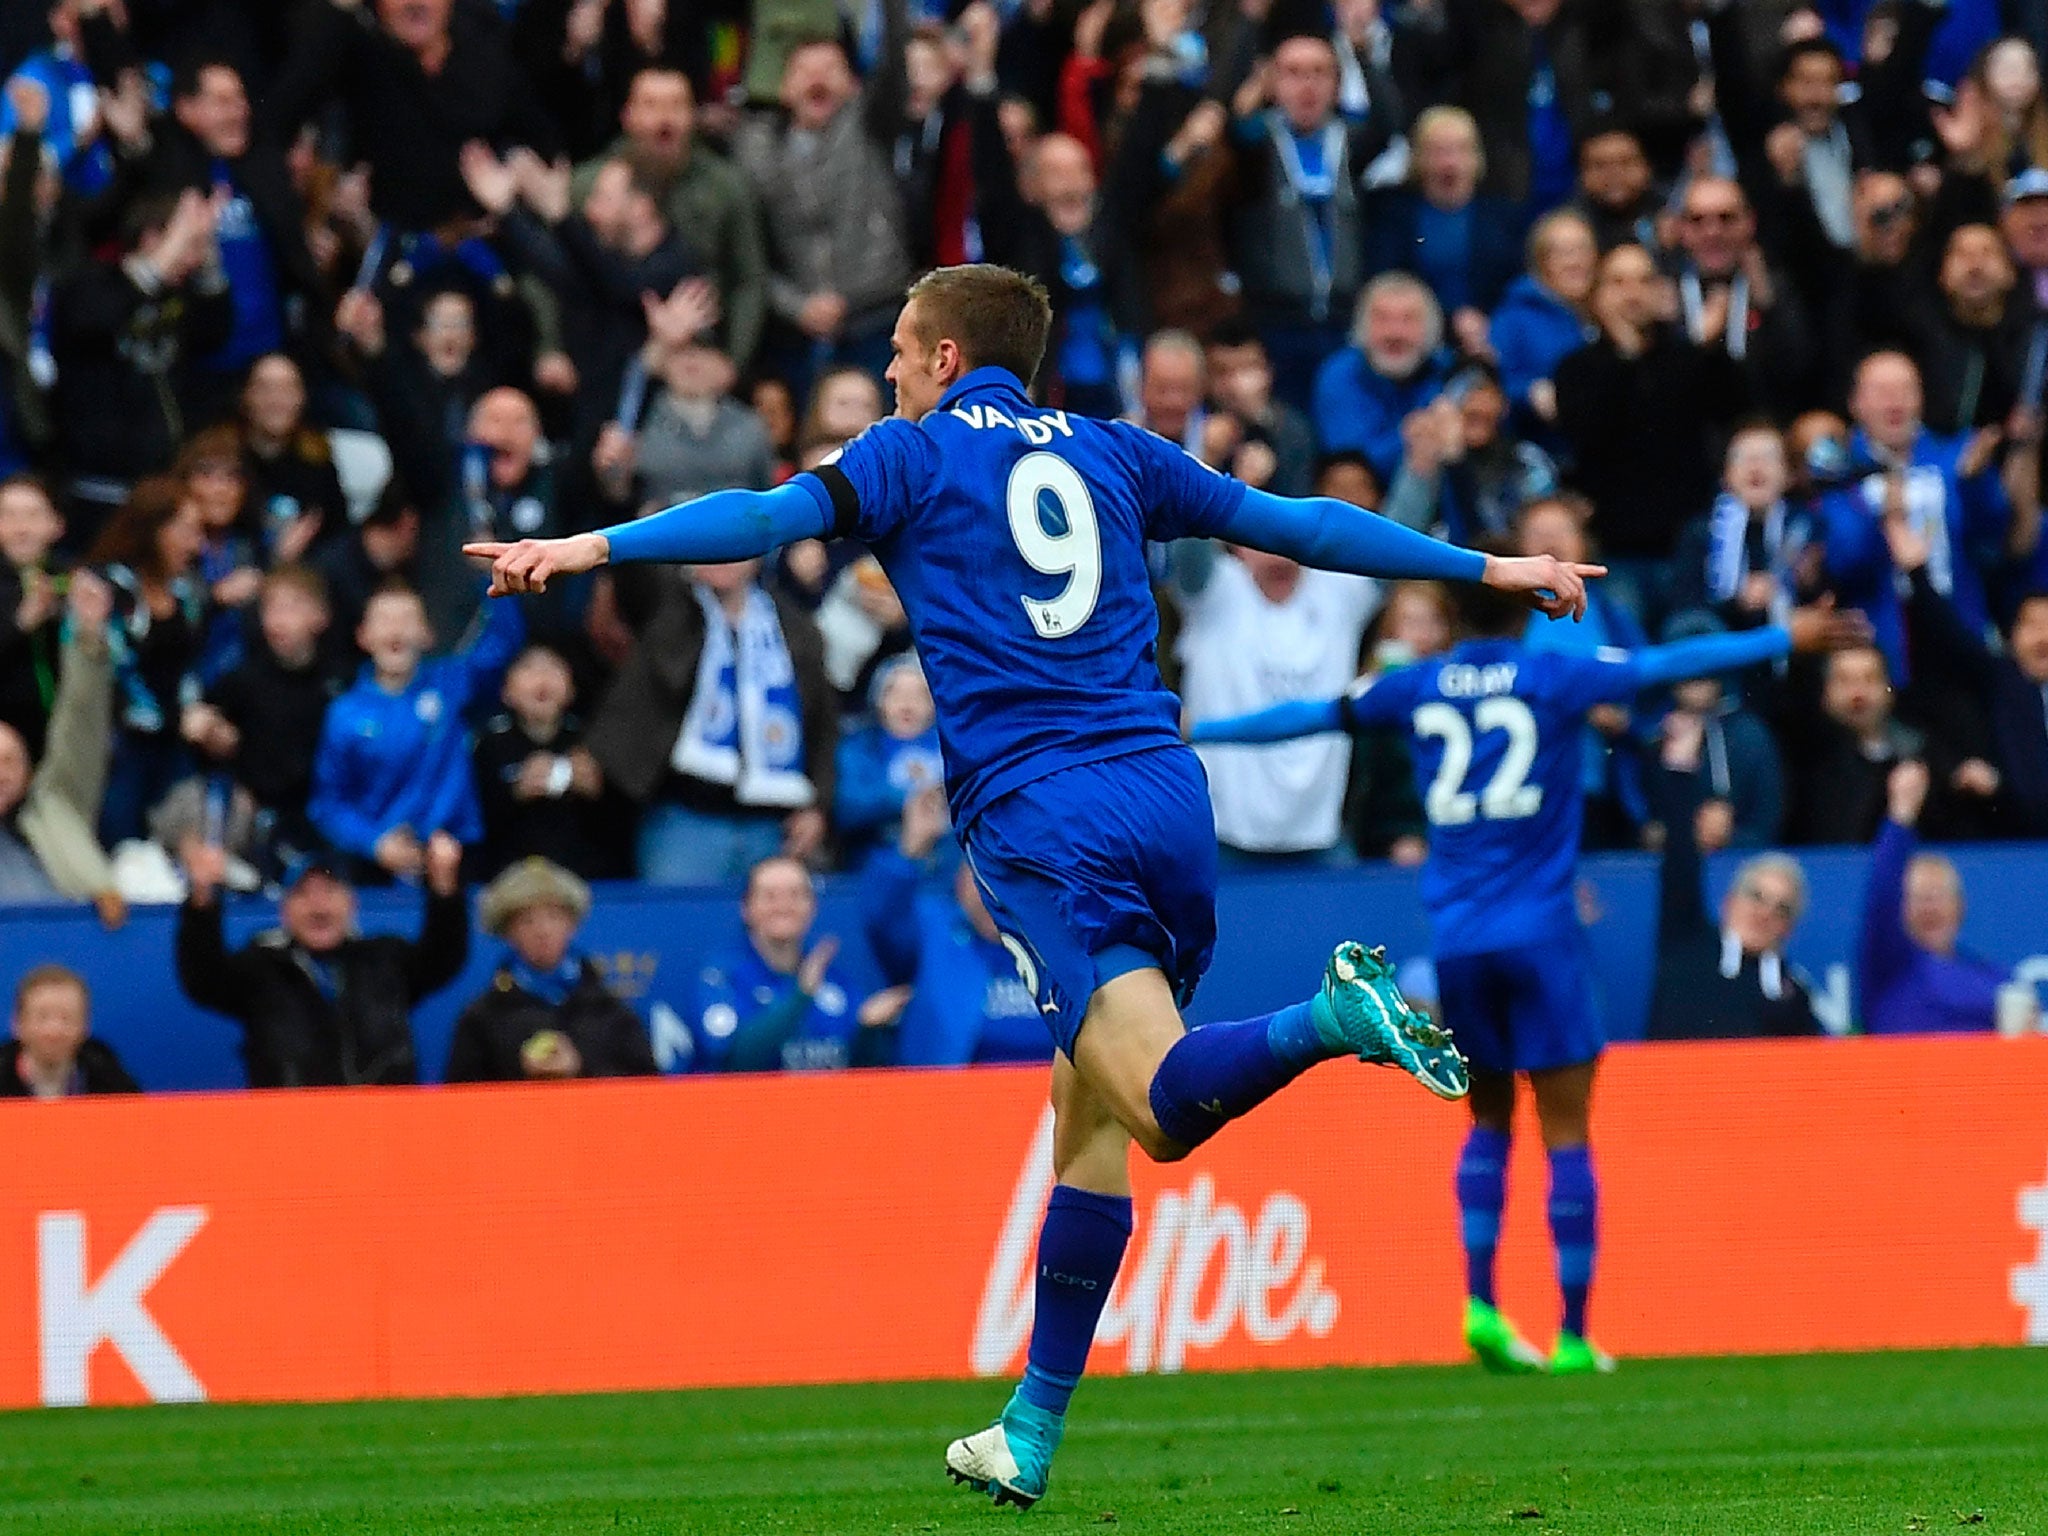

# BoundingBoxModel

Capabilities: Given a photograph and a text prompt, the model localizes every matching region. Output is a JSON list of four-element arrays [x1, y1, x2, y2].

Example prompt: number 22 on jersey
[[1412, 699, 1544, 826], [1007, 452, 1102, 639]]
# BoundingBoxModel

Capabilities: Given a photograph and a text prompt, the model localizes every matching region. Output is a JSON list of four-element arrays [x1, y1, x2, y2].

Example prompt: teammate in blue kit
[[466, 264, 1598, 1508], [1191, 562, 1798, 1377]]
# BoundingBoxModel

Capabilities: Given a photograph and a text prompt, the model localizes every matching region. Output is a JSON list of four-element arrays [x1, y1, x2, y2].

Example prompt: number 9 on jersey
[[1007, 453, 1102, 639]]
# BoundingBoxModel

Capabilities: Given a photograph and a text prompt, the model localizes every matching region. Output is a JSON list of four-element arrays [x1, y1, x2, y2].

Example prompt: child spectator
[[184, 564, 346, 861], [1, 965, 137, 1098], [833, 655, 944, 866], [309, 579, 523, 881], [0, 475, 67, 758], [444, 857, 656, 1082], [86, 476, 210, 847], [863, 787, 1050, 1067], [473, 644, 608, 880], [686, 854, 895, 1073]]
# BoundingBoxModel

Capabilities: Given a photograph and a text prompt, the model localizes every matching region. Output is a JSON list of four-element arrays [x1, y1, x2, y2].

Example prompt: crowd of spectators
[[3, 0, 2048, 1094]]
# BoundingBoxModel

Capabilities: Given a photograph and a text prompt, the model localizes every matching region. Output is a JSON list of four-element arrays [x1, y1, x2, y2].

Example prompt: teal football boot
[[1311, 941, 1470, 1099], [945, 1392, 1063, 1509]]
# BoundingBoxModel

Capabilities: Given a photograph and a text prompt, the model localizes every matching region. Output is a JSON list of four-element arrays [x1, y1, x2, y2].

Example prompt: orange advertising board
[[0, 1035, 2042, 1408]]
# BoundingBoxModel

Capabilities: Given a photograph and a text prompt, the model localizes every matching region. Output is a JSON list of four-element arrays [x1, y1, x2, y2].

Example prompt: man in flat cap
[[444, 857, 656, 1082]]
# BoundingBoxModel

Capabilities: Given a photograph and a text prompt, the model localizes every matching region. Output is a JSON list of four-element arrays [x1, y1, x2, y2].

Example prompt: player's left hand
[[466, 532, 611, 595], [1479, 553, 1605, 621]]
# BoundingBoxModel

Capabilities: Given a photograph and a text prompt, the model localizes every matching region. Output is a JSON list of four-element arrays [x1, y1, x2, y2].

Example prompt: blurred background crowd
[[1, 0, 2046, 1094]]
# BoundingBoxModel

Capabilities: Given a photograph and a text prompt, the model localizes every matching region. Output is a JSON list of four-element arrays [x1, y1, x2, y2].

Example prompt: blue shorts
[[1434, 936, 1604, 1076], [963, 747, 1219, 1058]]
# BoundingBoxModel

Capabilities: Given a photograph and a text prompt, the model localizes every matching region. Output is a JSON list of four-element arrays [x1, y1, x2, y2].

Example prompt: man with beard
[[1311, 272, 1452, 488]]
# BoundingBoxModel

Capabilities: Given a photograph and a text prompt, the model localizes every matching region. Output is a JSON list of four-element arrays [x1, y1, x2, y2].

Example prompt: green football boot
[[1311, 941, 1470, 1099], [1463, 1298, 1546, 1374], [1549, 1330, 1618, 1376]]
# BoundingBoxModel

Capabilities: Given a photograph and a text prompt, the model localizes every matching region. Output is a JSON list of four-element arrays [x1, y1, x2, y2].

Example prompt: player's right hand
[[464, 532, 611, 596], [1480, 553, 1606, 622]]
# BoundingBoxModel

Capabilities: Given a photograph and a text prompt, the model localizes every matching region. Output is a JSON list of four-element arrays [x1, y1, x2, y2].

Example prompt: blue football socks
[[1017, 1185, 1133, 1418], [1456, 1125, 1511, 1306], [1145, 1002, 1333, 1151], [1547, 1144, 1598, 1338]]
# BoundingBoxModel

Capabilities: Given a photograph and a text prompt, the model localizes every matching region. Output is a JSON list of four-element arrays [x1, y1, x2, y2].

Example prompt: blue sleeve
[[861, 849, 925, 986], [307, 707, 385, 857], [1339, 667, 1416, 729], [1490, 311, 1541, 412], [1548, 628, 1792, 711], [1627, 627, 1793, 690], [1188, 696, 1349, 745], [599, 479, 834, 565], [1957, 453, 2011, 546], [1219, 486, 1489, 583], [1858, 818, 1917, 1021], [1122, 424, 1250, 542], [812, 418, 932, 542], [1822, 491, 1887, 587], [452, 584, 525, 706], [832, 732, 901, 835]]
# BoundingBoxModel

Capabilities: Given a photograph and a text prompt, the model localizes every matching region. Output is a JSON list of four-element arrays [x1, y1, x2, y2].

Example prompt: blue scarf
[[671, 584, 812, 807], [506, 951, 583, 1007]]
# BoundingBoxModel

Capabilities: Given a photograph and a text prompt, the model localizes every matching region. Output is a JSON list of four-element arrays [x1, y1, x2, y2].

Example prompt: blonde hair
[[1411, 105, 1487, 184]]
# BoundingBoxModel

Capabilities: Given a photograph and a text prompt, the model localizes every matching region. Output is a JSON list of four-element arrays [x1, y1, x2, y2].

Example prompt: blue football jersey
[[1344, 637, 1644, 957], [821, 367, 1246, 830]]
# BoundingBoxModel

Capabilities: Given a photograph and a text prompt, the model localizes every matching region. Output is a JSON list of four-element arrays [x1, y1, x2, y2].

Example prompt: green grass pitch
[[0, 1349, 2042, 1534]]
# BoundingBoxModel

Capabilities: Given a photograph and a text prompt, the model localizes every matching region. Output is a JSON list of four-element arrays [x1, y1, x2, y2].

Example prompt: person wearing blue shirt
[[1823, 351, 2012, 681], [1311, 274, 1454, 486], [0, 8, 118, 198], [1489, 209, 1596, 437], [865, 786, 1050, 1068], [1192, 560, 1798, 1380], [1365, 108, 1526, 342], [686, 854, 887, 1073], [1858, 759, 2006, 1036], [308, 580, 523, 880], [466, 261, 1594, 1510], [136, 60, 316, 388], [834, 654, 945, 866]]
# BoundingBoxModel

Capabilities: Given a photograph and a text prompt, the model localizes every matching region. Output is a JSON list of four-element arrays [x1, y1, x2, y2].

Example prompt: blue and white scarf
[[1268, 115, 1347, 323], [671, 584, 813, 808], [1704, 494, 1804, 608]]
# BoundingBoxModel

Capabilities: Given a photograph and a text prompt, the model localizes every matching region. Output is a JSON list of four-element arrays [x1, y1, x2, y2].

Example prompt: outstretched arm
[[1188, 697, 1350, 746], [1220, 486, 1605, 620], [1625, 627, 1793, 691], [466, 479, 833, 595]]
